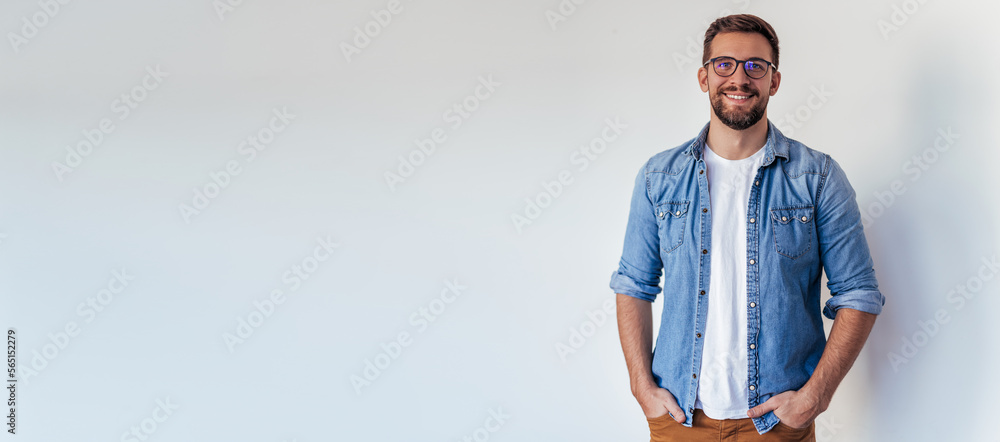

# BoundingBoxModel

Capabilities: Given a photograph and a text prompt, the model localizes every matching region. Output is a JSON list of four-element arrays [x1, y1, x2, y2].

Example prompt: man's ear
[[698, 66, 709, 93], [769, 70, 781, 96]]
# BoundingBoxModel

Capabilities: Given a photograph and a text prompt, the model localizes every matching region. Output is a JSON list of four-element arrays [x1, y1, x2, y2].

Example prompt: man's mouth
[[723, 92, 754, 102]]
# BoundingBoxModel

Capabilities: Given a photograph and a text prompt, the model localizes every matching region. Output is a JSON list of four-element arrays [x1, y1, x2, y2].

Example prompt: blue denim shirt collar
[[682, 119, 790, 167]]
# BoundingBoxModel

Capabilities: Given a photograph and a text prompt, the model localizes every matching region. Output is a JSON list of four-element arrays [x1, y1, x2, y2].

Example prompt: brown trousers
[[648, 409, 815, 442]]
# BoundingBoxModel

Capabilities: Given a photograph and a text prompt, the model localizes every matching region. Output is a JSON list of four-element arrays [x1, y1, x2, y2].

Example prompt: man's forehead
[[709, 32, 772, 59]]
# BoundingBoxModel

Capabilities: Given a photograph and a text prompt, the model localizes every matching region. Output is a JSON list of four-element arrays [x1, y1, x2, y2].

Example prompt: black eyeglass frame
[[703, 56, 777, 79]]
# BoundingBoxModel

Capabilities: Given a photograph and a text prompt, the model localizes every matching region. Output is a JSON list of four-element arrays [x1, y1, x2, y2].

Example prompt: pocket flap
[[656, 201, 690, 219], [770, 206, 814, 224]]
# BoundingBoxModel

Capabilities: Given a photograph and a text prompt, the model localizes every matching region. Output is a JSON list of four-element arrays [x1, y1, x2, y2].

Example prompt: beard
[[711, 85, 767, 131]]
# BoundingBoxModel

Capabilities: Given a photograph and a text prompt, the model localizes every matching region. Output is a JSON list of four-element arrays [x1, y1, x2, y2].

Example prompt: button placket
[[746, 166, 764, 406], [689, 158, 712, 412]]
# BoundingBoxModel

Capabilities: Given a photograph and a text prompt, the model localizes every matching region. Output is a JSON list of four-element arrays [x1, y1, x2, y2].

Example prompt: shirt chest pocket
[[655, 200, 689, 254], [770, 205, 815, 259]]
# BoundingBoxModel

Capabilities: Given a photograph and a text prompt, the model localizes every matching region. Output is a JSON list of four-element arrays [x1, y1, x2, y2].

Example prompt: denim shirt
[[609, 120, 884, 434]]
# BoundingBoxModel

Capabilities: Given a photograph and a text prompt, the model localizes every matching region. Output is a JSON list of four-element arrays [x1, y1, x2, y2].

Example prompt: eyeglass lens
[[713, 57, 769, 78]]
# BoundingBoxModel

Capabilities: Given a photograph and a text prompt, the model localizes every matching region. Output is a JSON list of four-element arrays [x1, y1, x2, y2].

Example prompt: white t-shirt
[[694, 141, 767, 419]]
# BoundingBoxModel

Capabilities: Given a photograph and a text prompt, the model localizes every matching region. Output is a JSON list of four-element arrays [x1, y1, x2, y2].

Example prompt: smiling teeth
[[726, 94, 750, 99]]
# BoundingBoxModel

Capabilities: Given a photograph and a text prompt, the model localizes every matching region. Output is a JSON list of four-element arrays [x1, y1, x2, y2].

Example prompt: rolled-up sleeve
[[816, 155, 886, 319], [609, 160, 663, 302]]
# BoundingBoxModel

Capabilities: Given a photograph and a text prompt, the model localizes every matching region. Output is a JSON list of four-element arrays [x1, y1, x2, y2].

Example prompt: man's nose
[[728, 63, 753, 84]]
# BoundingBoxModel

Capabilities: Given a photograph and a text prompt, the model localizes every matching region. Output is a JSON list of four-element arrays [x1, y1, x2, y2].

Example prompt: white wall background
[[1, 0, 998, 441]]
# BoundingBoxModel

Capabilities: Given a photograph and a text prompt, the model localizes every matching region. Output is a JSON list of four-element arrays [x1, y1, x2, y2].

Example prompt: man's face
[[698, 32, 781, 131]]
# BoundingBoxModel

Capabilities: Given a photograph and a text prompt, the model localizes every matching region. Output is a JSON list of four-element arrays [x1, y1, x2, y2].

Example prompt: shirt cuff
[[823, 289, 885, 319], [609, 268, 661, 303]]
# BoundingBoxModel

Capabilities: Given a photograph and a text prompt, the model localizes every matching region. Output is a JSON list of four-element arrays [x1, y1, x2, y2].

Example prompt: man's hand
[[616, 293, 687, 424], [746, 308, 877, 428], [747, 388, 824, 429], [635, 382, 686, 423]]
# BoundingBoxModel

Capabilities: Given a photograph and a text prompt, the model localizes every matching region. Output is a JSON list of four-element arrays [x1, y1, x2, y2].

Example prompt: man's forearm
[[800, 307, 878, 410], [616, 293, 656, 396]]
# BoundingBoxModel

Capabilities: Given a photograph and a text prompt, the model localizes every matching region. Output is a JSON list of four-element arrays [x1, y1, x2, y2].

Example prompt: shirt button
[[693, 374, 697, 379], [749, 385, 755, 391], [749, 259, 755, 265], [749, 218, 755, 223], [702, 249, 708, 254], [700, 170, 704, 174], [675, 211, 681, 216], [696, 333, 702, 338], [781, 216, 788, 221], [754, 180, 759, 186], [801, 216, 808, 222], [749, 302, 756, 308], [658, 212, 664, 217], [700, 290, 705, 295], [702, 208, 708, 213], [750, 344, 756, 349]]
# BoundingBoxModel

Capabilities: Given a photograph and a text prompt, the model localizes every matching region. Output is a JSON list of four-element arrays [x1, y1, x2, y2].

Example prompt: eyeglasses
[[703, 56, 776, 79]]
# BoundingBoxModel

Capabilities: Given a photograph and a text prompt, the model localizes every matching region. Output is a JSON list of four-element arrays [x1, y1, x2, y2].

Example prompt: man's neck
[[705, 116, 769, 160]]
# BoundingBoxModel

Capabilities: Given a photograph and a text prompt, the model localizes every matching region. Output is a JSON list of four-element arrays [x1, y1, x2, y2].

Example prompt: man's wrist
[[631, 378, 658, 398], [798, 382, 832, 413]]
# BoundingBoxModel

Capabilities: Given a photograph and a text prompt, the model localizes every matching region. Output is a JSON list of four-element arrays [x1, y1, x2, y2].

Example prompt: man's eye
[[717, 62, 732, 69]]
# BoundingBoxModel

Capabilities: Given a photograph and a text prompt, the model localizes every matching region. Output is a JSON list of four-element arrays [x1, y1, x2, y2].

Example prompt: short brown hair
[[702, 14, 780, 69]]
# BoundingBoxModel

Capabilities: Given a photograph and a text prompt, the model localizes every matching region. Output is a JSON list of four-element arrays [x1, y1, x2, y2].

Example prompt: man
[[609, 14, 884, 441]]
